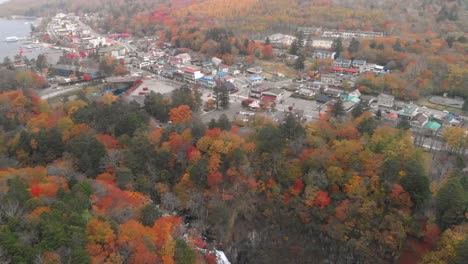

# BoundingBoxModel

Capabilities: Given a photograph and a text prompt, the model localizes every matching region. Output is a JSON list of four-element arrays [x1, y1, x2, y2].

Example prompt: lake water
[[0, 18, 59, 62], [0, 18, 33, 59]]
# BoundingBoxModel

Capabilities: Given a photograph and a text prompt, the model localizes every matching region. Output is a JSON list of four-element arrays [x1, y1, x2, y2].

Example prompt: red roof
[[346, 68, 359, 73], [183, 67, 197, 73], [331, 67, 343, 71]]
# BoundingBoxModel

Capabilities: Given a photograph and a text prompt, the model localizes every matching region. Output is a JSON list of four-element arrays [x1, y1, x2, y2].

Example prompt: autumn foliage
[[169, 105, 192, 123]]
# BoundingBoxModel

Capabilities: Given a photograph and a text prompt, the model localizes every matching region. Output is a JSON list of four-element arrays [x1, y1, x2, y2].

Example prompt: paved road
[[39, 83, 88, 100], [200, 96, 244, 122]]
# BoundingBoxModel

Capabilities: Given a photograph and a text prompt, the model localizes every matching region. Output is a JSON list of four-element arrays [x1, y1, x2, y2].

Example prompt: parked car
[[138, 92, 146, 95], [143, 87, 149, 91]]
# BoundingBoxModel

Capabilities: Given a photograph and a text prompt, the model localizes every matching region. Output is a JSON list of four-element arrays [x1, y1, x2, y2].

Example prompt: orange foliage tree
[[86, 218, 117, 263], [169, 105, 192, 123]]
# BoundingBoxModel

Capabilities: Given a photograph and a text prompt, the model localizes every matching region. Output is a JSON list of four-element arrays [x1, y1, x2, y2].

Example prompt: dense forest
[[0, 87, 467, 263]]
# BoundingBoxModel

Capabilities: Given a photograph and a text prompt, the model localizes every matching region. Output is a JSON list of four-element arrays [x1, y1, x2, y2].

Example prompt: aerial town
[[27, 12, 464, 148]]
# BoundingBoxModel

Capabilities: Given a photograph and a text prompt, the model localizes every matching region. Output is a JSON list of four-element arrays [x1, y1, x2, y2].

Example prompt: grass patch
[[257, 60, 297, 79], [291, 93, 315, 101], [416, 98, 465, 115], [420, 151, 433, 177]]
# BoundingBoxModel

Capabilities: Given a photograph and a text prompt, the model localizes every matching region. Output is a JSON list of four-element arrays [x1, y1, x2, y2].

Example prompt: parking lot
[[127, 74, 326, 124], [276, 97, 323, 121], [130, 78, 179, 97]]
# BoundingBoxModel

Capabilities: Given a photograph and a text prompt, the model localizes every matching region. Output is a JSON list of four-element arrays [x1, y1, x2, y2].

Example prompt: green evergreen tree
[[357, 117, 377, 135], [66, 134, 106, 176], [400, 159, 430, 210], [294, 54, 305, 70], [280, 113, 305, 140], [140, 203, 162, 227], [257, 123, 284, 154], [289, 40, 299, 55], [376, 109, 382, 119], [175, 239, 196, 264], [144, 92, 171, 122], [392, 38, 403, 51], [295, 30, 304, 48], [351, 103, 365, 118], [331, 100, 345, 118], [332, 38, 343, 58], [214, 83, 230, 109], [397, 118, 411, 130], [453, 239, 468, 264], [217, 113, 231, 131], [208, 118, 218, 129], [436, 176, 466, 229], [348, 38, 360, 54]]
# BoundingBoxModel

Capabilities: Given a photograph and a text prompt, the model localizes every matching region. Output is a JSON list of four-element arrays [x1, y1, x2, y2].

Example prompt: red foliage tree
[[284, 193, 291, 206], [312, 191, 331, 209], [207, 172, 223, 187], [335, 199, 350, 221], [422, 223, 440, 245], [206, 254, 217, 264], [291, 179, 304, 196], [30, 186, 41, 197], [262, 45, 274, 59], [96, 134, 120, 149]]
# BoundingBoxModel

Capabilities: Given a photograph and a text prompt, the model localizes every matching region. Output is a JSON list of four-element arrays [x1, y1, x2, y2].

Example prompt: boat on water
[[5, 36, 19, 42]]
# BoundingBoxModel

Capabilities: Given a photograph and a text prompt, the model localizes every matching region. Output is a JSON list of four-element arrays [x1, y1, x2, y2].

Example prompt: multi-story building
[[377, 94, 395, 108], [182, 67, 204, 83], [311, 39, 334, 49], [250, 82, 272, 98], [313, 49, 336, 60]]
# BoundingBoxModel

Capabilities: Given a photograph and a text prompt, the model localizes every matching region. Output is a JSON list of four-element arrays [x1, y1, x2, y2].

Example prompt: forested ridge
[[0, 88, 466, 263]]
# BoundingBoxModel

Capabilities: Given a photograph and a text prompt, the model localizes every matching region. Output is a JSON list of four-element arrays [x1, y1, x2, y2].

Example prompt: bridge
[[105, 76, 140, 83]]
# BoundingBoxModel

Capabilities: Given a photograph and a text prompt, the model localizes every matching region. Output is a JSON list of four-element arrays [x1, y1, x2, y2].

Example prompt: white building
[[313, 49, 336, 60], [377, 94, 395, 108], [311, 39, 333, 49], [182, 67, 204, 83], [261, 88, 290, 103], [322, 30, 384, 39], [175, 53, 191, 64], [268, 33, 296, 47], [359, 63, 385, 73], [89, 37, 109, 48]]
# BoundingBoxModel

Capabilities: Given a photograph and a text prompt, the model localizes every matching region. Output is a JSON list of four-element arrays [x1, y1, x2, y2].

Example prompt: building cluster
[[373, 94, 464, 133], [332, 58, 387, 74], [321, 29, 384, 39], [47, 13, 133, 81], [44, 14, 465, 134], [267, 33, 297, 48], [288, 27, 384, 48], [396, 104, 464, 131], [293, 56, 386, 99], [49, 13, 113, 48]]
